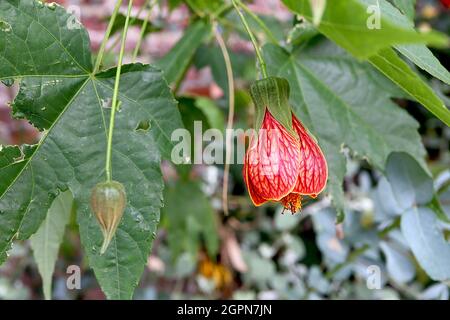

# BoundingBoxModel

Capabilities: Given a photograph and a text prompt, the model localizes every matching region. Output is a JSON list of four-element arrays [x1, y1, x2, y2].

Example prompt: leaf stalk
[[213, 22, 235, 216], [132, 0, 157, 61], [105, 0, 134, 181], [93, 0, 124, 74], [231, 0, 268, 79]]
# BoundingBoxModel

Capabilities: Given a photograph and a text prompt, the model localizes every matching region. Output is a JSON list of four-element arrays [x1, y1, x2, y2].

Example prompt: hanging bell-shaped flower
[[243, 77, 328, 214]]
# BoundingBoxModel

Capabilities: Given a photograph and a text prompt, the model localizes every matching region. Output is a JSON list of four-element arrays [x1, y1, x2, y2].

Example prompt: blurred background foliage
[[0, 0, 449, 300]]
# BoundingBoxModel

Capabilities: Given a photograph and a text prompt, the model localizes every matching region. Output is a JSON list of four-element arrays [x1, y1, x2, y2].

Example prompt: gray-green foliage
[[384, 153, 450, 281]]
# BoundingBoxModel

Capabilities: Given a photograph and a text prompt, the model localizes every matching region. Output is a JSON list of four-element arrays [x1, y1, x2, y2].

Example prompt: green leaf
[[401, 207, 450, 281], [283, 0, 450, 124], [0, 0, 183, 299], [30, 190, 73, 300], [282, 0, 448, 59], [178, 97, 212, 138], [385, 152, 434, 210], [195, 98, 226, 132], [155, 20, 211, 85], [168, 0, 183, 10], [194, 44, 255, 94], [263, 41, 426, 215], [368, 48, 450, 126], [162, 180, 219, 259], [378, 0, 450, 85], [396, 44, 450, 85], [390, 0, 416, 20]]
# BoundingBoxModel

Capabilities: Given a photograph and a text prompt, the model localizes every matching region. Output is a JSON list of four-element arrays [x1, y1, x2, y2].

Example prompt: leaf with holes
[[0, 0, 183, 299]]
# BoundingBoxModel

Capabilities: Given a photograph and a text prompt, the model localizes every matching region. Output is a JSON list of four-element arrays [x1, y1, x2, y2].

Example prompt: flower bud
[[90, 181, 127, 254]]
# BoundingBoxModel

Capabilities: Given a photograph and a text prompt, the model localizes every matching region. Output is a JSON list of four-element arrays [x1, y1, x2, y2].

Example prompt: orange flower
[[243, 77, 327, 214]]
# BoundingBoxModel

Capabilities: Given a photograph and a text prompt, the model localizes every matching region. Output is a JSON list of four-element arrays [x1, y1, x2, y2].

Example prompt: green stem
[[211, 3, 233, 19], [213, 22, 235, 216], [235, 0, 278, 44], [94, 0, 124, 74], [132, 0, 156, 61], [105, 0, 152, 59], [231, 0, 268, 79], [217, 16, 246, 34], [105, 0, 134, 182]]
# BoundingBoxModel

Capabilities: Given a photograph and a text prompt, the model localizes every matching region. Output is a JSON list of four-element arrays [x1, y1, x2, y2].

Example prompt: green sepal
[[249, 77, 296, 136]]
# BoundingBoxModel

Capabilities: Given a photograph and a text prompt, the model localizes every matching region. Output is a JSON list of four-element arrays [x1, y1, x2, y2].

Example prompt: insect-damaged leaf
[[0, 0, 183, 299]]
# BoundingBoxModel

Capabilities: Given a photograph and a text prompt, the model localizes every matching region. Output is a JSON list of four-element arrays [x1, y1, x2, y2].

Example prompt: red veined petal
[[243, 150, 268, 206], [292, 114, 328, 195], [244, 109, 301, 202]]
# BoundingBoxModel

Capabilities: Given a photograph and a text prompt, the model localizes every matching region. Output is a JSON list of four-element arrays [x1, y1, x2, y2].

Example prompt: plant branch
[[94, 0, 124, 74], [231, 0, 268, 79], [105, 0, 134, 182], [214, 22, 235, 216]]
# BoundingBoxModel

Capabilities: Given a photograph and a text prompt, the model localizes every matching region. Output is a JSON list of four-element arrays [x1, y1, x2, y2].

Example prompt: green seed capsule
[[90, 181, 127, 254]]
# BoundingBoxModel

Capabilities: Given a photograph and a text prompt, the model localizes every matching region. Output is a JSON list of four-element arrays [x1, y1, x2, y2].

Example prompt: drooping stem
[[94, 0, 124, 74], [214, 23, 235, 216], [231, 0, 268, 79], [105, 0, 134, 182], [132, 0, 156, 61]]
